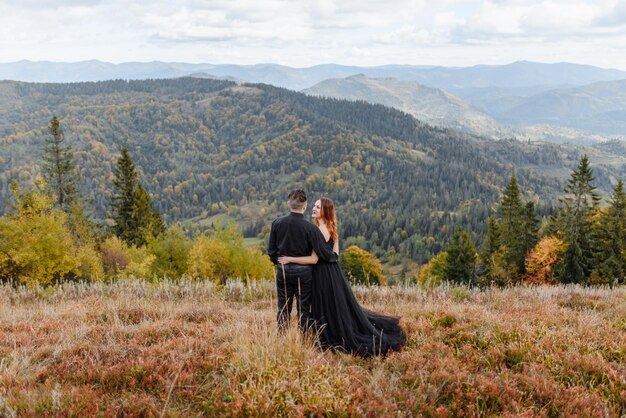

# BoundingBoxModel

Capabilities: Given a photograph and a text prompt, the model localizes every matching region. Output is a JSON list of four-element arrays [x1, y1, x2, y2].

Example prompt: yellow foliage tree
[[0, 181, 80, 286], [339, 245, 386, 286], [76, 245, 105, 281], [523, 236, 566, 285], [416, 251, 447, 287]]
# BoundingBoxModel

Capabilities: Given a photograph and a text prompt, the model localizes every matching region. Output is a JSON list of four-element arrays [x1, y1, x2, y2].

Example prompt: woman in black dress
[[279, 197, 406, 357]]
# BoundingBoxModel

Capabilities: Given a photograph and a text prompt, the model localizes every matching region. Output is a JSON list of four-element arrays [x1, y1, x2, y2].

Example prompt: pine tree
[[557, 155, 599, 284], [42, 116, 97, 245], [499, 175, 525, 272], [591, 179, 626, 286], [112, 147, 137, 244], [43, 116, 78, 211], [111, 147, 161, 246], [443, 227, 477, 285]]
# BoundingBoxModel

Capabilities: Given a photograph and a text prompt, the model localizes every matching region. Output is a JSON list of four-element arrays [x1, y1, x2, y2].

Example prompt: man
[[268, 188, 338, 332]]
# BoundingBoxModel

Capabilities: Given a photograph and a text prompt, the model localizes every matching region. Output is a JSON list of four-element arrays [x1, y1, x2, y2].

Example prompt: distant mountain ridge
[[481, 79, 626, 135], [2, 60, 625, 92], [303, 74, 501, 136]]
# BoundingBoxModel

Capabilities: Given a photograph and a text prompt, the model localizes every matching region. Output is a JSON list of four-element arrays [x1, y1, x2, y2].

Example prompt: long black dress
[[312, 239, 406, 357]]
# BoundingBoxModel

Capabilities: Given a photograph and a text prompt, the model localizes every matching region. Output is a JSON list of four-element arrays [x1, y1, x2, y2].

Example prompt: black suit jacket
[[267, 212, 338, 264]]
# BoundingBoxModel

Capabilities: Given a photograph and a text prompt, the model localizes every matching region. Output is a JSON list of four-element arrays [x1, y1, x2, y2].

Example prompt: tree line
[[419, 155, 626, 287], [2, 115, 623, 287]]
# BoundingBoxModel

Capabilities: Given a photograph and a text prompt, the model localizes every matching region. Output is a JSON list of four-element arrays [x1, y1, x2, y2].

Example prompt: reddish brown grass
[[0, 280, 624, 417]]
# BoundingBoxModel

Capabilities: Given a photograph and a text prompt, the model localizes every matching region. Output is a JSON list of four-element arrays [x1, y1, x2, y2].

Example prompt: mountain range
[[3, 60, 625, 140], [2, 60, 625, 91]]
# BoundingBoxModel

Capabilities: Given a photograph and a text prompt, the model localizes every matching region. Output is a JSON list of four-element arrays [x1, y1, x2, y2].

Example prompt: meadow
[[0, 279, 624, 417]]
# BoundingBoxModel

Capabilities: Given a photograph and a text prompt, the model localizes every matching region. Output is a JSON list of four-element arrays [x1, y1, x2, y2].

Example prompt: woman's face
[[312, 199, 322, 219]]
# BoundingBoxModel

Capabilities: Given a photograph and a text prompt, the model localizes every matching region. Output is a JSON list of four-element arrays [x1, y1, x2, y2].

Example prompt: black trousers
[[276, 264, 314, 332]]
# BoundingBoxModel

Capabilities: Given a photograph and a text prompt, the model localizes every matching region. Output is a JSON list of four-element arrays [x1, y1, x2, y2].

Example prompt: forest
[[1, 77, 625, 266]]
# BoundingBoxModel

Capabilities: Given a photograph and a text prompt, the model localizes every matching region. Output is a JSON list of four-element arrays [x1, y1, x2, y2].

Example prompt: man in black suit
[[268, 189, 338, 332]]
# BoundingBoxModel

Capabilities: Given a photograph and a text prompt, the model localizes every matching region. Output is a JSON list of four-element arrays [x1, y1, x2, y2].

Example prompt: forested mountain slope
[[1, 78, 622, 261], [303, 74, 500, 136]]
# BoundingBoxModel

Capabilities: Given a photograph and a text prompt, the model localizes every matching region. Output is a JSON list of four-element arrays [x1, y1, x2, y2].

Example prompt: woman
[[278, 197, 406, 357]]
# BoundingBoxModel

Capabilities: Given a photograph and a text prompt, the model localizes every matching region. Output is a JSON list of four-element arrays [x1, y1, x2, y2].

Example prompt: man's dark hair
[[288, 188, 307, 210]]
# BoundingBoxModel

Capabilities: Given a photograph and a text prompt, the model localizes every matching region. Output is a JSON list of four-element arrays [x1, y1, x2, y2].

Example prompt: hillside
[[304, 74, 502, 136], [1, 280, 624, 416], [1, 78, 624, 262]]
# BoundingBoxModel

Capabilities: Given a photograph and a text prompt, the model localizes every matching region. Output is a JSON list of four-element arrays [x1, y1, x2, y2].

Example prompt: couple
[[268, 189, 406, 357]]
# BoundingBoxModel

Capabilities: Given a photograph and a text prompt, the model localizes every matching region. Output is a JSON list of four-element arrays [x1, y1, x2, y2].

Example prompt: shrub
[[339, 245, 386, 286], [186, 225, 273, 284], [415, 251, 447, 287], [100, 236, 129, 275], [147, 225, 192, 279], [100, 236, 154, 279], [76, 245, 105, 281]]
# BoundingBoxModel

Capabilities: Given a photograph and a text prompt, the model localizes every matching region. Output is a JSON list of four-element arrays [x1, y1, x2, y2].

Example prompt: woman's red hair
[[316, 197, 338, 242]]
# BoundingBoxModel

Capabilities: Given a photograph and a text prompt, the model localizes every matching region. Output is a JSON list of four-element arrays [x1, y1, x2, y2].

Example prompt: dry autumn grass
[[0, 279, 625, 417]]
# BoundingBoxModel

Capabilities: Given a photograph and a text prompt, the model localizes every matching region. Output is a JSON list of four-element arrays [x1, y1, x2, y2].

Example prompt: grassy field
[[0, 280, 624, 417]]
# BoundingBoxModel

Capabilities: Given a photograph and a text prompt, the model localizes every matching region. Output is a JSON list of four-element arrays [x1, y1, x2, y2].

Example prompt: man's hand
[[278, 256, 292, 265]]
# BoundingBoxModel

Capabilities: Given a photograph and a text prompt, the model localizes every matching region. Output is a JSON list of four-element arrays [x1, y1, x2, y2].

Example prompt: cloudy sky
[[1, 0, 626, 69]]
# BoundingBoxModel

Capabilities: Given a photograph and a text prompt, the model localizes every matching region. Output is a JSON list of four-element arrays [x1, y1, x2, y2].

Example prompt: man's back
[[267, 212, 315, 264]]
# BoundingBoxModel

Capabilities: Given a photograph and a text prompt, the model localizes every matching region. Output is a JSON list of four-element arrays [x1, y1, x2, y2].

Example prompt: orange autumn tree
[[523, 236, 566, 285]]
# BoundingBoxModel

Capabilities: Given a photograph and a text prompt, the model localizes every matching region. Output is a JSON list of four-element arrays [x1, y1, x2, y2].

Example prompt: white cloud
[[0, 0, 625, 68]]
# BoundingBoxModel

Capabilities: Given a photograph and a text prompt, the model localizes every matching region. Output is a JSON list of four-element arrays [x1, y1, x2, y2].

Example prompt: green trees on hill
[[421, 155, 626, 287], [2, 80, 626, 286], [473, 175, 539, 286], [0, 116, 273, 287], [590, 180, 626, 285], [2, 77, 615, 264]]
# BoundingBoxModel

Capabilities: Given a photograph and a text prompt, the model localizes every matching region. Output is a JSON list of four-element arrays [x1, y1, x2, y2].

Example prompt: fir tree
[[591, 179, 626, 286], [112, 147, 137, 244], [499, 175, 525, 272], [557, 155, 599, 284], [150, 209, 167, 238], [43, 116, 78, 211], [443, 227, 477, 285], [43, 116, 97, 245], [111, 147, 162, 246]]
